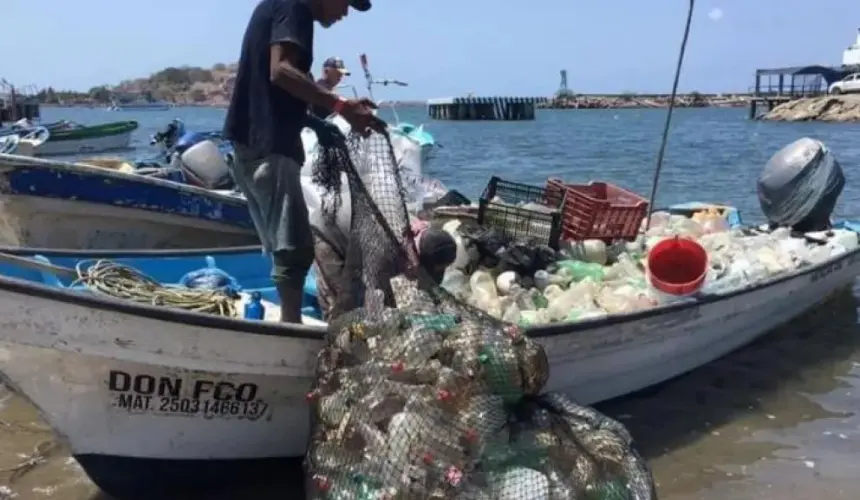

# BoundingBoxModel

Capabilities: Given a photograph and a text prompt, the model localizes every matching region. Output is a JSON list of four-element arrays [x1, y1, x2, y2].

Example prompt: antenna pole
[[645, 0, 696, 229], [359, 53, 375, 101]]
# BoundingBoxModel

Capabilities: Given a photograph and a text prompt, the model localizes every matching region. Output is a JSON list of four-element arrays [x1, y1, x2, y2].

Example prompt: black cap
[[350, 0, 371, 11], [418, 228, 457, 282]]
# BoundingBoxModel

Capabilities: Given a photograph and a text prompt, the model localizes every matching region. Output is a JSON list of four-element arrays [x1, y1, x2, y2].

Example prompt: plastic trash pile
[[304, 131, 657, 499], [305, 278, 656, 500], [438, 211, 859, 326]]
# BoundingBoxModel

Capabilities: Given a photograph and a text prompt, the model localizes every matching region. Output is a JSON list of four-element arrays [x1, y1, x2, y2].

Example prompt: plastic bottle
[[441, 268, 468, 297], [560, 239, 608, 265], [496, 271, 518, 295], [554, 260, 605, 282], [697, 208, 730, 234], [244, 291, 265, 320], [469, 270, 498, 306]]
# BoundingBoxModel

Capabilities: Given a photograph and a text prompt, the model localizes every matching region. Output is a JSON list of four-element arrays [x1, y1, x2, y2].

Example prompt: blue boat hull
[[0, 154, 258, 249]]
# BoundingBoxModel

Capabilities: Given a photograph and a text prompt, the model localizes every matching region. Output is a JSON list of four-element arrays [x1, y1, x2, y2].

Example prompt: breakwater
[[539, 93, 749, 110]]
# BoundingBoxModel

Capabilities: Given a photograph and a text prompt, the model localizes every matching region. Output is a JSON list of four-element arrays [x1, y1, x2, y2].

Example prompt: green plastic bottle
[[555, 260, 605, 282]]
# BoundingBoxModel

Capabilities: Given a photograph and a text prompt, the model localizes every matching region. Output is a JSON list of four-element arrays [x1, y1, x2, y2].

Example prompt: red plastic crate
[[546, 179, 649, 242]]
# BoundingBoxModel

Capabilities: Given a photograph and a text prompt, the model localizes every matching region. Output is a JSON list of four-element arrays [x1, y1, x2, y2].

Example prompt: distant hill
[[38, 63, 238, 107]]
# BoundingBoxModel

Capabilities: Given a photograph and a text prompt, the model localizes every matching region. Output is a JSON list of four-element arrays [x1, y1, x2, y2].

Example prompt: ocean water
[[3, 105, 860, 499], [39, 104, 860, 222]]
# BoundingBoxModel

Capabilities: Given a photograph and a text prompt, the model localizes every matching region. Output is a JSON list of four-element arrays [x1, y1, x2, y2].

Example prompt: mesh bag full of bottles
[[304, 130, 658, 500]]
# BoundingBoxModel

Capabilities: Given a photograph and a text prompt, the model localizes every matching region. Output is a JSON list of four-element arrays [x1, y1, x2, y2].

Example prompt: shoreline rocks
[[538, 94, 749, 110], [760, 95, 860, 122]]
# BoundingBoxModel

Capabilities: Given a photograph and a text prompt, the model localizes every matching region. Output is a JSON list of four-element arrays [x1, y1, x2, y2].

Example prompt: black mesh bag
[[303, 130, 657, 500]]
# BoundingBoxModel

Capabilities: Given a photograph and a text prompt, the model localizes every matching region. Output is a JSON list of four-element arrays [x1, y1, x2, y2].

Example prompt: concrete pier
[[427, 96, 547, 121], [749, 65, 846, 119]]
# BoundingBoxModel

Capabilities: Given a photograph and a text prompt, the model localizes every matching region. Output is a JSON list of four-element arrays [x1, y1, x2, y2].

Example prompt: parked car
[[828, 73, 860, 94]]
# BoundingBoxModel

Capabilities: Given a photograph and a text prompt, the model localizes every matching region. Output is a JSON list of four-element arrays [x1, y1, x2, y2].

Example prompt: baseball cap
[[350, 0, 372, 11], [323, 57, 350, 76]]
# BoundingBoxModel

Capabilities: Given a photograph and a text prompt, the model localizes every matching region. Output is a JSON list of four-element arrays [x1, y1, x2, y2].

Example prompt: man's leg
[[230, 145, 274, 251], [231, 147, 313, 323], [268, 156, 315, 323], [272, 250, 313, 323]]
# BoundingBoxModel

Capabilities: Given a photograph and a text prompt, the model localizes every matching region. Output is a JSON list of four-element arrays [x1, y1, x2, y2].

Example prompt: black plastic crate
[[477, 177, 562, 248], [480, 176, 564, 208]]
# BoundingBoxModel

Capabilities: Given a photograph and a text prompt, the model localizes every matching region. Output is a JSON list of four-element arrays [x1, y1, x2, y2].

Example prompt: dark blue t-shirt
[[223, 0, 314, 161]]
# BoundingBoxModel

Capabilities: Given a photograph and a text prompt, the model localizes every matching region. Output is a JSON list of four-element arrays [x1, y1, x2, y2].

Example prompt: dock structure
[[750, 65, 847, 119], [0, 81, 40, 123], [427, 96, 548, 121]]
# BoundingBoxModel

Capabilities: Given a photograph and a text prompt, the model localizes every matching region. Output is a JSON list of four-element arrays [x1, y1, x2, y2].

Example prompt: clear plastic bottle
[[441, 268, 468, 297], [381, 325, 443, 366]]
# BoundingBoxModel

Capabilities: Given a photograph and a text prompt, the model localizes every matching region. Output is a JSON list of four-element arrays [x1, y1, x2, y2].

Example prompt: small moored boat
[[0, 154, 257, 249], [32, 120, 139, 156], [0, 226, 857, 497]]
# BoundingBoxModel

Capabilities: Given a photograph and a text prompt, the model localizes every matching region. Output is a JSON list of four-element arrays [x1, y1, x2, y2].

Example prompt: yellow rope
[[71, 259, 237, 317]]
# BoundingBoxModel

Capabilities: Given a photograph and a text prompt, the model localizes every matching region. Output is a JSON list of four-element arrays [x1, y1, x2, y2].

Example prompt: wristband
[[332, 97, 346, 114]]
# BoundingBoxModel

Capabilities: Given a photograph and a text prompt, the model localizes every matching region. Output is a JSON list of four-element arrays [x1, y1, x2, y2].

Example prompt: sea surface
[[4, 105, 860, 499]]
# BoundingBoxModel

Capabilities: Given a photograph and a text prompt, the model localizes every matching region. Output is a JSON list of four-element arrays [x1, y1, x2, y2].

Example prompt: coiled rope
[[71, 260, 237, 317]]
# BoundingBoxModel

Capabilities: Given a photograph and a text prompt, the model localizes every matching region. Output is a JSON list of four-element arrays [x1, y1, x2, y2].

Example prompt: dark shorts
[[231, 145, 314, 285]]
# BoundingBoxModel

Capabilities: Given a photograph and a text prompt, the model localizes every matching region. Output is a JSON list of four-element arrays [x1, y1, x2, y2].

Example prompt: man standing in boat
[[223, 0, 386, 323], [310, 57, 350, 118]]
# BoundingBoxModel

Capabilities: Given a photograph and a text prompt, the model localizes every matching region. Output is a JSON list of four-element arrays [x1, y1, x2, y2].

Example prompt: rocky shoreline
[[538, 94, 749, 110], [759, 95, 860, 122]]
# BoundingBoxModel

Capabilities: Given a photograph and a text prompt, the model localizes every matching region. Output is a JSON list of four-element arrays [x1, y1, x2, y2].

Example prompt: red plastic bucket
[[647, 237, 708, 295]]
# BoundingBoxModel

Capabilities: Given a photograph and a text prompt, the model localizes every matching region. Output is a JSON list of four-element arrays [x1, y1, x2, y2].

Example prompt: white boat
[[0, 154, 258, 249], [0, 237, 856, 497], [107, 100, 172, 112]]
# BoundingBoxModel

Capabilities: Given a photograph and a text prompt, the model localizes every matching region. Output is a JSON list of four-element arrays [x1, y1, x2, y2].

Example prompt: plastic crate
[[481, 176, 564, 208], [546, 179, 648, 242], [478, 177, 563, 248]]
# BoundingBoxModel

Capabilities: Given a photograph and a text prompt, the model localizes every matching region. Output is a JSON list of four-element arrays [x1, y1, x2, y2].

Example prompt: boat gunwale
[[0, 153, 248, 206], [0, 242, 856, 341]]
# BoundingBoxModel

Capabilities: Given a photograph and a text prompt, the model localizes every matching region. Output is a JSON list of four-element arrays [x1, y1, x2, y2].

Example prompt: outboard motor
[[150, 119, 185, 150], [757, 137, 845, 232], [178, 139, 234, 189]]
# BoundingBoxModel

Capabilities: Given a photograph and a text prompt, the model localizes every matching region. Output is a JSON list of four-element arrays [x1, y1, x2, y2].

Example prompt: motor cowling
[[757, 137, 845, 232]]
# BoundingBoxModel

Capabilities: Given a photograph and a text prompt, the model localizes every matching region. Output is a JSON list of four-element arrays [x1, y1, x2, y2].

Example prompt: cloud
[[708, 7, 723, 21]]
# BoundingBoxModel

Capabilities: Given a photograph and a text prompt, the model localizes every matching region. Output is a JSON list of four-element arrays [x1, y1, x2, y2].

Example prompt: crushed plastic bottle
[[554, 260, 605, 282]]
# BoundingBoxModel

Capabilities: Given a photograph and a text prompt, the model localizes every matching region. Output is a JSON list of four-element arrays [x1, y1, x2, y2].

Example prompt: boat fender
[[179, 267, 241, 295]]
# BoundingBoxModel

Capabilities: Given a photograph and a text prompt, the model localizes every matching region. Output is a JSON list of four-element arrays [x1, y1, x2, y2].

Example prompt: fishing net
[[304, 130, 657, 499]]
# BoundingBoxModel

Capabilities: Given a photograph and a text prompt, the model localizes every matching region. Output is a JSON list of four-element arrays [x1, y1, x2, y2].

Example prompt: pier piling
[[426, 96, 547, 121]]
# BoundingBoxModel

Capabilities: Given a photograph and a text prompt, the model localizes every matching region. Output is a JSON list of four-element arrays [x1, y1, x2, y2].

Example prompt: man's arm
[[268, 1, 339, 111]]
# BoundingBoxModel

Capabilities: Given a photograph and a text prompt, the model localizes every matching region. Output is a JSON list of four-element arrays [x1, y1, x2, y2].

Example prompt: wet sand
[[3, 288, 860, 499]]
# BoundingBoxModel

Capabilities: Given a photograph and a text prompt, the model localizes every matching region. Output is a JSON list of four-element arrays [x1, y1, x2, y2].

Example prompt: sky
[[4, 0, 860, 99]]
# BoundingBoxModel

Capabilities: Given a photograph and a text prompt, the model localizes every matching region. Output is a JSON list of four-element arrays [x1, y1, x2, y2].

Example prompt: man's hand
[[305, 115, 345, 148], [341, 98, 388, 136]]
